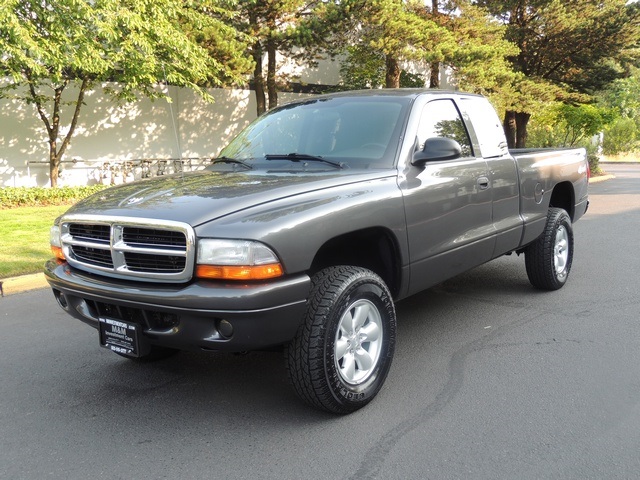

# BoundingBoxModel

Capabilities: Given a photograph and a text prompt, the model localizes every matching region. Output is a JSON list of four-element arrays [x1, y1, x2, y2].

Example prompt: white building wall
[[0, 54, 453, 188], [0, 84, 311, 187]]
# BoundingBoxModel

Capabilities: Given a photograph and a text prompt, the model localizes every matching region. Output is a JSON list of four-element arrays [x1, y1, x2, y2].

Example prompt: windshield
[[218, 96, 411, 169]]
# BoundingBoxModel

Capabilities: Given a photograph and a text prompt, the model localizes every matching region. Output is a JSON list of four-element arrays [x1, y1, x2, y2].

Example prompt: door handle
[[477, 176, 490, 190]]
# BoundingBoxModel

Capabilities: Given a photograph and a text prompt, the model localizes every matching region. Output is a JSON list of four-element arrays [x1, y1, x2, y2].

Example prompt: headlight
[[196, 239, 283, 280], [50, 225, 65, 260]]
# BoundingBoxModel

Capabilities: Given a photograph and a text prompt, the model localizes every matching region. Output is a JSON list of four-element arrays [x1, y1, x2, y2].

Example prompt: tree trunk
[[515, 112, 531, 148], [429, 62, 440, 88], [503, 110, 517, 149], [266, 36, 278, 110], [385, 55, 401, 88], [29, 77, 89, 187], [49, 143, 60, 188], [252, 42, 266, 116], [429, 0, 440, 89]]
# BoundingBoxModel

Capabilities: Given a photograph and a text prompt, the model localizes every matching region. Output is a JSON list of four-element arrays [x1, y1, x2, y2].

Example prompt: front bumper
[[45, 260, 311, 353]]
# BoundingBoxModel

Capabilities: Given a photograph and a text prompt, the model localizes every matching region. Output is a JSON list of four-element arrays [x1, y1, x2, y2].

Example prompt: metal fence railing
[[26, 157, 215, 185]]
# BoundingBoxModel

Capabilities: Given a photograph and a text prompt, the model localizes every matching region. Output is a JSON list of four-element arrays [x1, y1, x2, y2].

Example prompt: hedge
[[0, 186, 107, 208]]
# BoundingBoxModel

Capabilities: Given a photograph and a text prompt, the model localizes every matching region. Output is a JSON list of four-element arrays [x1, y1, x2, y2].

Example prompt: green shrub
[[585, 144, 603, 176], [603, 117, 639, 155], [0, 185, 106, 208]]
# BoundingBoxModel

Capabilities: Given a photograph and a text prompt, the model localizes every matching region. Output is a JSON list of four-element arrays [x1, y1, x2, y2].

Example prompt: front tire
[[525, 208, 574, 290], [286, 266, 396, 414]]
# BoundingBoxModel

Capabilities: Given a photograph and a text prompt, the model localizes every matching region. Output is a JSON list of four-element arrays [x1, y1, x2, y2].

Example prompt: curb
[[600, 161, 640, 165], [589, 174, 615, 184], [0, 273, 49, 297]]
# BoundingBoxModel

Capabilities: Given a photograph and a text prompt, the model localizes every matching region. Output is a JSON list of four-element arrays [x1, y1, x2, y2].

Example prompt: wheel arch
[[549, 181, 575, 220], [309, 227, 402, 298]]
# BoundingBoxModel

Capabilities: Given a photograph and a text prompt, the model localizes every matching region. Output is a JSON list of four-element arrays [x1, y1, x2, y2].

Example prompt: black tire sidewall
[[321, 270, 396, 410], [551, 212, 573, 287], [525, 207, 574, 290]]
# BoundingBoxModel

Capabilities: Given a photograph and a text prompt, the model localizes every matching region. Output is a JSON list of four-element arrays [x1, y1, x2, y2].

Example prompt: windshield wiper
[[265, 153, 344, 169], [212, 156, 253, 170]]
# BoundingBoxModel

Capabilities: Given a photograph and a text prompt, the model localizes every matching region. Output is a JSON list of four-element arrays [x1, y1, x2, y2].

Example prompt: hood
[[65, 168, 394, 226]]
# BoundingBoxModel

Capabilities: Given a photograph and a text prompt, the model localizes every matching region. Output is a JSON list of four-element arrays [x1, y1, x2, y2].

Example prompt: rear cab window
[[458, 97, 509, 158]]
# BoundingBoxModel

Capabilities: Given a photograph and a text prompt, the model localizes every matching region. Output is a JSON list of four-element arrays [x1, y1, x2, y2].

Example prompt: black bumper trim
[[45, 260, 310, 352]]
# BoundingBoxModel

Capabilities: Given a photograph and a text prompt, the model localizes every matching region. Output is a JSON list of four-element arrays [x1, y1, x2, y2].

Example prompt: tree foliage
[[529, 104, 615, 148], [598, 69, 640, 154], [477, 0, 640, 147], [223, 0, 333, 115], [0, 0, 251, 187], [332, 0, 455, 89], [435, 1, 518, 96], [336, 0, 517, 95]]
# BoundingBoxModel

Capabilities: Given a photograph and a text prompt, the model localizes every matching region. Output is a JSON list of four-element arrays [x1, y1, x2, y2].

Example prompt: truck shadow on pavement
[[58, 255, 537, 427]]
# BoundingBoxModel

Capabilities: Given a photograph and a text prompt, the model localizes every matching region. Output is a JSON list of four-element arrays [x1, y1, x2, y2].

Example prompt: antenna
[[162, 64, 183, 178]]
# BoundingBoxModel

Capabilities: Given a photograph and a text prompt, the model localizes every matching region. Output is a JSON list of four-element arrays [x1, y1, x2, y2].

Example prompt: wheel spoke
[[341, 353, 356, 382], [351, 304, 369, 331], [341, 311, 355, 336], [335, 338, 349, 360], [354, 348, 374, 372], [360, 322, 380, 342]]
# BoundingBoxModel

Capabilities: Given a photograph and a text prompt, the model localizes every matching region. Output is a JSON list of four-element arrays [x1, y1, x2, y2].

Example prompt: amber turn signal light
[[51, 245, 65, 261], [196, 263, 283, 281]]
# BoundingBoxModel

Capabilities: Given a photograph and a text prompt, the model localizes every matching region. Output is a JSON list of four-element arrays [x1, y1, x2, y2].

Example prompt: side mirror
[[412, 137, 462, 165]]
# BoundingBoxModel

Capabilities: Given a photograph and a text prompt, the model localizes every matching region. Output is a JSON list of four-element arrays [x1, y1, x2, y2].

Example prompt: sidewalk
[[0, 273, 49, 297]]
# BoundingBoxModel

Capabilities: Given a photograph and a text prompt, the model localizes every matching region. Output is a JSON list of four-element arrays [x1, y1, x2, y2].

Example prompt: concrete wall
[[0, 85, 312, 187], [0, 54, 455, 188]]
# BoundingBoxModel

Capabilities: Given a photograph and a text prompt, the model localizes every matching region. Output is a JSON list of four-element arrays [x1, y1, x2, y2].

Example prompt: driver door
[[400, 98, 494, 295]]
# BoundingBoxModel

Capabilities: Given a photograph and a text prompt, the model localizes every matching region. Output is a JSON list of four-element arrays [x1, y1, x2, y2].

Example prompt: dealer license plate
[[99, 317, 141, 357]]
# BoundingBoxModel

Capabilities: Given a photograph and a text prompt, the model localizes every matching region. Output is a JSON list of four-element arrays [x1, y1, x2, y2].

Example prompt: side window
[[417, 99, 473, 157], [460, 97, 509, 158]]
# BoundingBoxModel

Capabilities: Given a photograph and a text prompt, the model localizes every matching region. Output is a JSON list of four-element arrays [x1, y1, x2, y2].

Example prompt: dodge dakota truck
[[45, 89, 589, 414]]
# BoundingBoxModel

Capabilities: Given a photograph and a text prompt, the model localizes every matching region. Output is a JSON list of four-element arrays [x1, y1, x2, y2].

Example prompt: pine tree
[[477, 0, 640, 148]]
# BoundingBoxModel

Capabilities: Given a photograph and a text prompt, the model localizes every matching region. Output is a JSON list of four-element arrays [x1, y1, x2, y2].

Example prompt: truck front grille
[[60, 215, 196, 283]]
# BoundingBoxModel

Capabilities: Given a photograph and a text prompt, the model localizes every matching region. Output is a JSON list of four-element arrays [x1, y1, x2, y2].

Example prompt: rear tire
[[525, 208, 574, 290], [286, 266, 396, 414]]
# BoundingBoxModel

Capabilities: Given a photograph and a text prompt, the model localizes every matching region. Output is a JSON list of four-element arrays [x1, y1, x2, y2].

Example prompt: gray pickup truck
[[46, 89, 589, 414]]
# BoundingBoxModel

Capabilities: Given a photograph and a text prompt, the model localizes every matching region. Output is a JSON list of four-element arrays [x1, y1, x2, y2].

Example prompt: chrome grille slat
[[59, 215, 195, 283], [68, 224, 111, 244], [122, 227, 186, 250], [71, 246, 115, 268], [124, 252, 186, 273]]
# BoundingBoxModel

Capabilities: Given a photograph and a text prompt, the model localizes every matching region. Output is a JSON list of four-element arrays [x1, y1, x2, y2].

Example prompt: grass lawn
[[0, 205, 70, 279]]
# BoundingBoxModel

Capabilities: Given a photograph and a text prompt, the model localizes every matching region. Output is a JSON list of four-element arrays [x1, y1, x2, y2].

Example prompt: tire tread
[[525, 208, 573, 290], [285, 266, 395, 414]]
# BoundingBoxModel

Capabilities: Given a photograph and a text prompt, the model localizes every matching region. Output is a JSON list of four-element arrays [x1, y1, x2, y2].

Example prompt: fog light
[[217, 319, 234, 339]]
